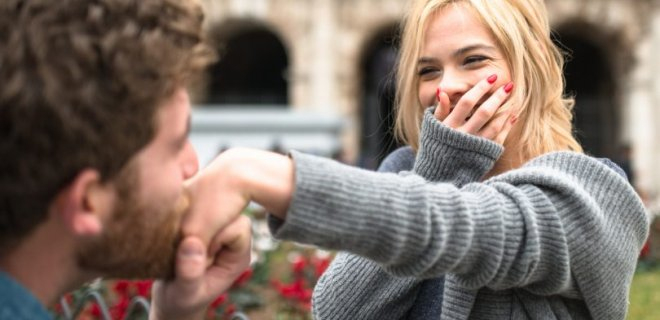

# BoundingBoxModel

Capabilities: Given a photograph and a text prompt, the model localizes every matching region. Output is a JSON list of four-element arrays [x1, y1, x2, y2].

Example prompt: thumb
[[175, 236, 207, 282]]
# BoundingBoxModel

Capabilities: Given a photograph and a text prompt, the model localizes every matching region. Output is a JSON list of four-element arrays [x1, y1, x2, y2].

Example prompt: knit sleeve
[[312, 147, 421, 320], [272, 151, 648, 319], [311, 110, 505, 319], [414, 107, 502, 184]]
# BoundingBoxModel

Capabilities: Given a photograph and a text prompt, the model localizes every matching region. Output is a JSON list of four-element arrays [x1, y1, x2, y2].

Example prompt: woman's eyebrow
[[417, 44, 496, 65], [452, 44, 497, 58], [417, 57, 439, 65]]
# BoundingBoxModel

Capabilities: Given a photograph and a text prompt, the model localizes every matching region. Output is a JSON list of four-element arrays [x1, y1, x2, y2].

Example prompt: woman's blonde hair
[[394, 0, 582, 159]]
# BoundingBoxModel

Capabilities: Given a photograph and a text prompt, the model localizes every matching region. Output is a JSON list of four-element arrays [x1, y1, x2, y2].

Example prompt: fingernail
[[487, 74, 498, 84], [504, 82, 514, 93], [436, 87, 441, 101], [181, 240, 204, 257]]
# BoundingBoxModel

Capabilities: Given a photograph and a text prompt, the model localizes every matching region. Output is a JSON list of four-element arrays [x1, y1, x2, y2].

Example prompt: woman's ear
[[52, 169, 115, 236]]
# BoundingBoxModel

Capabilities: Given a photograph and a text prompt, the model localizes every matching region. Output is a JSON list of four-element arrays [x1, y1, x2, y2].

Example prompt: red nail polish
[[487, 74, 498, 84], [504, 82, 514, 93], [436, 87, 441, 101]]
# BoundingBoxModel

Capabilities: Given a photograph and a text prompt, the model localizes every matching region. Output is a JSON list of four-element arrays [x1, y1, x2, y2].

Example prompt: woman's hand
[[434, 75, 516, 145]]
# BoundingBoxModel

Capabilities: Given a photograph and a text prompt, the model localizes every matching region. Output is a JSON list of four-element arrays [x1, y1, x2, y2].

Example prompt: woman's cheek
[[419, 83, 435, 107]]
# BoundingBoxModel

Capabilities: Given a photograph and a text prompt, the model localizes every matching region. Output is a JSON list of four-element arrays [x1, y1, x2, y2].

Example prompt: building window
[[554, 26, 617, 158], [206, 27, 289, 106]]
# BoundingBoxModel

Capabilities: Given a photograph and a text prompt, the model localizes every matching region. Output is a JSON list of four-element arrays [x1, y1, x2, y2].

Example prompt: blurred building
[[190, 0, 660, 198]]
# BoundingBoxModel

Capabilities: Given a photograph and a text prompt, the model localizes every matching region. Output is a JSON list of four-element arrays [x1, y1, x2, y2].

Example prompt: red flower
[[135, 280, 153, 297], [313, 257, 331, 278], [89, 303, 102, 318], [640, 240, 651, 258], [292, 256, 307, 274], [211, 293, 228, 309], [110, 295, 130, 320], [231, 268, 253, 288], [273, 279, 309, 301], [113, 280, 131, 297], [226, 303, 237, 315]]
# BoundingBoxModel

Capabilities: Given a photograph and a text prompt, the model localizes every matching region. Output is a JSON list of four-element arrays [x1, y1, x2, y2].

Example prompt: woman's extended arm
[[311, 110, 505, 319]]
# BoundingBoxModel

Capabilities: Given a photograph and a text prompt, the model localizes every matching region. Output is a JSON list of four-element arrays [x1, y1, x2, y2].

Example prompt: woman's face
[[417, 4, 512, 110]]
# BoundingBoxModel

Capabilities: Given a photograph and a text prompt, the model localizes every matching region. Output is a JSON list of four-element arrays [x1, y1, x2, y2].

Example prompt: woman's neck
[[484, 140, 525, 180]]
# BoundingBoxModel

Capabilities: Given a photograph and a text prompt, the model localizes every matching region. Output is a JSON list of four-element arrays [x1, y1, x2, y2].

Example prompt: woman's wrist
[[218, 148, 295, 220]]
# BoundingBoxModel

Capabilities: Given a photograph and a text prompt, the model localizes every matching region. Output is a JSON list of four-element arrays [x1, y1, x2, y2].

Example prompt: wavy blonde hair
[[394, 0, 582, 159]]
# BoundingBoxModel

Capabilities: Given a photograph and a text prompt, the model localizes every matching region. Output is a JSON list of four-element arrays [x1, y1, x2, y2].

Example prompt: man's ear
[[52, 169, 115, 236]]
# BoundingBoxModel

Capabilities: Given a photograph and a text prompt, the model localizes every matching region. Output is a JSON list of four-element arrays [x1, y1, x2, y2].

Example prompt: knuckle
[[481, 127, 496, 139], [444, 119, 460, 129], [460, 95, 478, 107], [479, 80, 493, 90], [475, 107, 495, 120], [234, 215, 252, 234]]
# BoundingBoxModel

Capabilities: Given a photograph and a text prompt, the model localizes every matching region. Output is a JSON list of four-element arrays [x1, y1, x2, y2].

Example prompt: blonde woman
[[182, 0, 648, 319], [312, 0, 606, 319]]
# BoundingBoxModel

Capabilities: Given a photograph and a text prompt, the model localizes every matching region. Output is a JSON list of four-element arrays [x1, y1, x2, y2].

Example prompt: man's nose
[[181, 141, 199, 179]]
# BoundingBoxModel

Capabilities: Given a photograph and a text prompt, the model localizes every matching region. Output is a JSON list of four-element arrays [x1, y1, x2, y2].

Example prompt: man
[[0, 0, 250, 319]]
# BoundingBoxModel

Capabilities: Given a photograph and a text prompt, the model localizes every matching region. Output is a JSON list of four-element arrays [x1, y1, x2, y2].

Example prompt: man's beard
[[76, 167, 188, 280]]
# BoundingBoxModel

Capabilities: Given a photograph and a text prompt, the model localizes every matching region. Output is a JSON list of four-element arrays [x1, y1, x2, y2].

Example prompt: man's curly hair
[[0, 0, 215, 252]]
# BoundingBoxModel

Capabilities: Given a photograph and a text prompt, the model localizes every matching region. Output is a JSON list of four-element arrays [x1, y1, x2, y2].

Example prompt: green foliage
[[627, 263, 660, 320]]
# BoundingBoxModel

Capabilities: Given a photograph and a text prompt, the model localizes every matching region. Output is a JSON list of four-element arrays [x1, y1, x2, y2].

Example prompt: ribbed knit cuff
[[413, 108, 503, 185], [268, 150, 355, 245]]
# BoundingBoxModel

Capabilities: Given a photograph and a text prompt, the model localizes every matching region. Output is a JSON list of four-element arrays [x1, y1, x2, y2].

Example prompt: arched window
[[206, 25, 289, 106], [359, 24, 401, 169], [554, 25, 618, 158]]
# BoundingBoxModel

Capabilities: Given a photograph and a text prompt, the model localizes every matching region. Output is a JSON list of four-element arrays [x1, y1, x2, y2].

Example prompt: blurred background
[[189, 0, 660, 199], [57, 0, 660, 319], [187, 0, 660, 317]]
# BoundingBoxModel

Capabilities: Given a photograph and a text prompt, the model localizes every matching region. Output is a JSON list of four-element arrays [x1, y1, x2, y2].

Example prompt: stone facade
[[197, 0, 660, 198]]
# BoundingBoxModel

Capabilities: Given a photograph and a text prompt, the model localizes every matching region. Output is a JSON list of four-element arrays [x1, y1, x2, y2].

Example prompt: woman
[[183, 0, 648, 319], [313, 0, 591, 318]]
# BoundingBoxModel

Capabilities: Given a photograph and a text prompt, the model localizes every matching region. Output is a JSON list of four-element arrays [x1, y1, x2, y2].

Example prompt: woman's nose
[[438, 70, 470, 105]]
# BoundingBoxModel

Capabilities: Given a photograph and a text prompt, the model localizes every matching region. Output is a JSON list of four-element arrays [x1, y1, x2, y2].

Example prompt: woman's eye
[[464, 56, 488, 65], [417, 67, 441, 78]]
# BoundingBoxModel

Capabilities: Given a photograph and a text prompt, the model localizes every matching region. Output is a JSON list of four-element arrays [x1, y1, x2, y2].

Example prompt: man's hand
[[149, 215, 252, 320]]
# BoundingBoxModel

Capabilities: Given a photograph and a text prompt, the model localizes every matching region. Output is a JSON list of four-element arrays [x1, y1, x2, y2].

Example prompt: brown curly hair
[[0, 0, 215, 251]]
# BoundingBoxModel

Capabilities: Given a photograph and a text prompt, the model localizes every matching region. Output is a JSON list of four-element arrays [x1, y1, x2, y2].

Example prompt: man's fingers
[[210, 215, 252, 269], [148, 236, 209, 319], [181, 169, 250, 248], [203, 216, 252, 295], [175, 236, 207, 283]]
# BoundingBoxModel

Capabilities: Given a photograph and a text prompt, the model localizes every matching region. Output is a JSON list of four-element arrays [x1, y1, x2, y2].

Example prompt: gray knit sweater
[[269, 109, 649, 319]]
